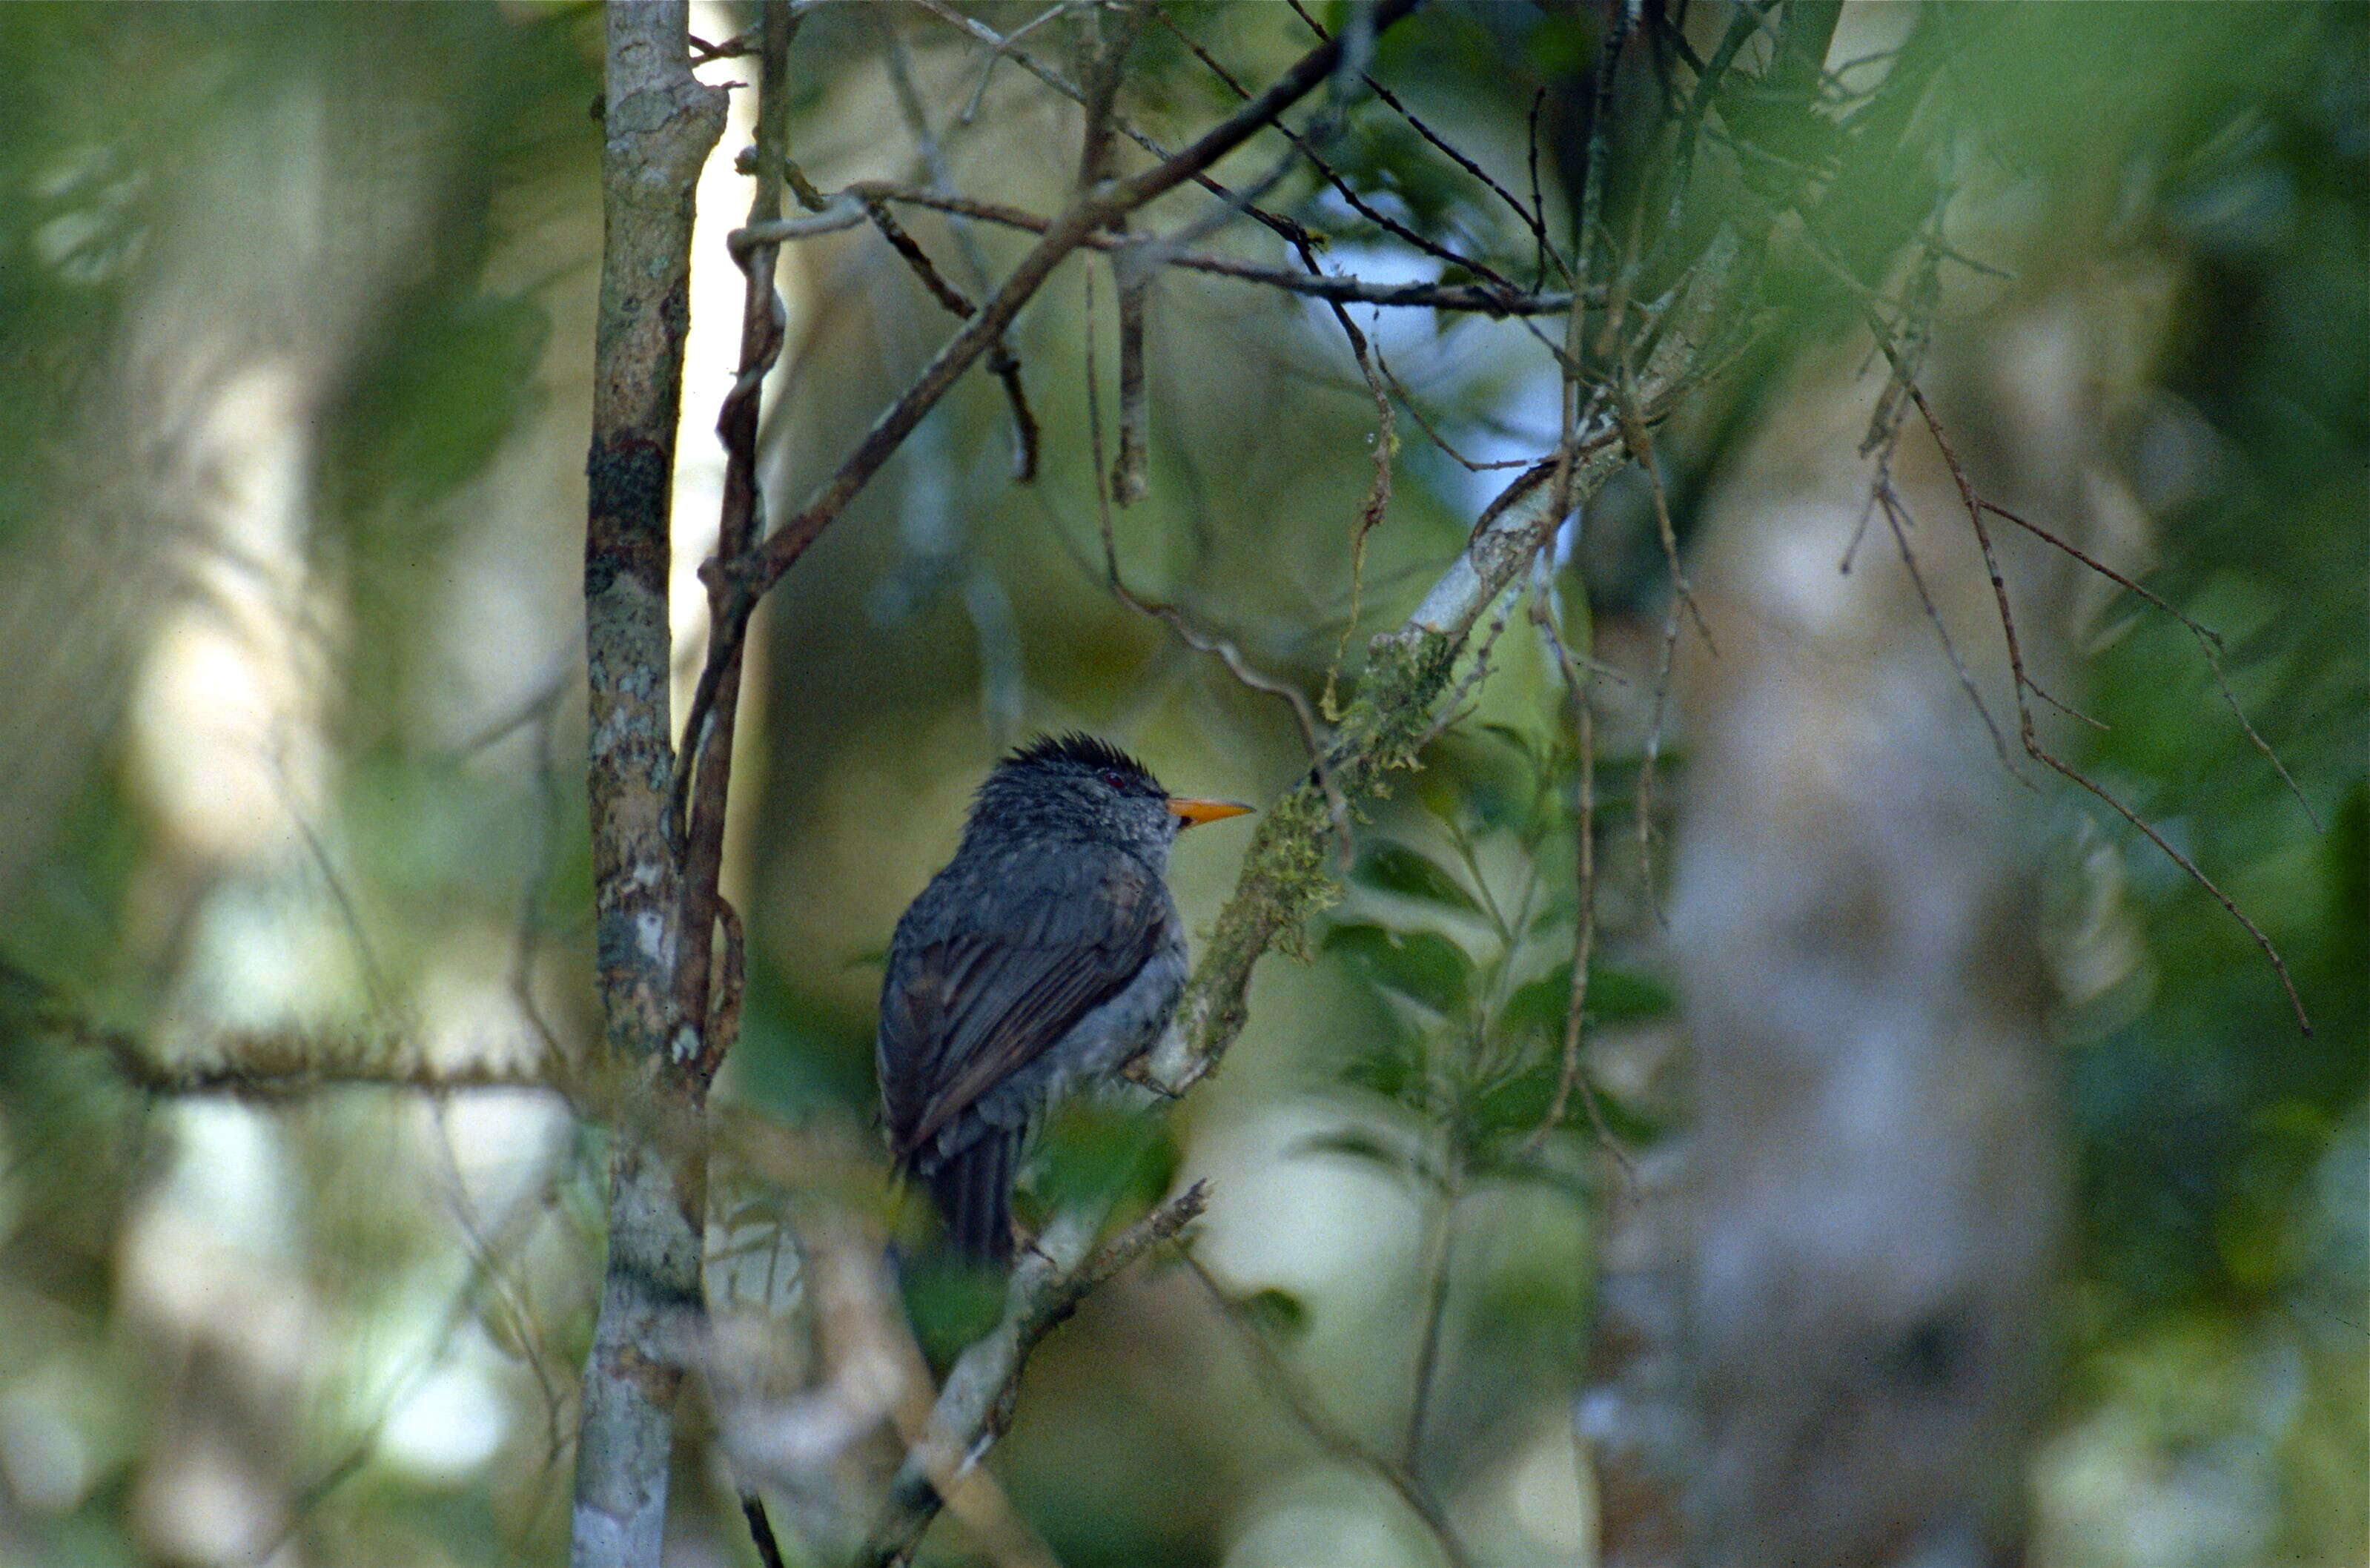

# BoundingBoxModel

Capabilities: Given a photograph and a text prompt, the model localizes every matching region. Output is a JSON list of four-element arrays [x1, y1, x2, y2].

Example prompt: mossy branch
[[1164, 232, 1741, 1093]]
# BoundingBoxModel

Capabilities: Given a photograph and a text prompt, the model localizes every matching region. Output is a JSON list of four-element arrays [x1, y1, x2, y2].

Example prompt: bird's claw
[[1120, 1056, 1183, 1099]]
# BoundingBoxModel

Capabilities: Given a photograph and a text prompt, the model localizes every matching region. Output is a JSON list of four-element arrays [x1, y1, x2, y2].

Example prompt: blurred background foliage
[[0, 3, 2360, 1567]]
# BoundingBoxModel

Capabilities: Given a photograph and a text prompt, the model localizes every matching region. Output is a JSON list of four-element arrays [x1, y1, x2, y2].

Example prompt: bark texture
[[574, 6, 726, 1566]]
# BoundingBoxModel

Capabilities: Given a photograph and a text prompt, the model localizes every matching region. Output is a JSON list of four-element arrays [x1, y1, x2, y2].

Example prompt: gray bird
[[877, 733, 1251, 1260]]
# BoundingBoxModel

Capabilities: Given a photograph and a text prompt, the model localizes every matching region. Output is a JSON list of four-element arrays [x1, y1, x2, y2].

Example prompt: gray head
[[964, 732, 1250, 862]]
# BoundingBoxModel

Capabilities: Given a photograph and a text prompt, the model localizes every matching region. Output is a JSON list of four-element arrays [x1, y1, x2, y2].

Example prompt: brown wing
[[878, 844, 1168, 1162]]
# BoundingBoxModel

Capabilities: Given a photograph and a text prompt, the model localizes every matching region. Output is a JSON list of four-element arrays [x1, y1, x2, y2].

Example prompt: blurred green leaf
[[1294, 1125, 1417, 1177], [1340, 1029, 1421, 1101], [1503, 965, 1674, 1036], [1323, 923, 1473, 1016], [1294, 1124, 1450, 1191], [901, 1258, 1008, 1370], [1351, 838, 1481, 915], [1036, 1102, 1174, 1213], [1469, 1145, 1593, 1203], [1239, 1287, 1310, 1339]]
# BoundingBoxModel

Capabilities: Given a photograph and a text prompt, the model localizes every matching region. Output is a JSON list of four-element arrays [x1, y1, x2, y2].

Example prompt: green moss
[[1179, 626, 1463, 1060]]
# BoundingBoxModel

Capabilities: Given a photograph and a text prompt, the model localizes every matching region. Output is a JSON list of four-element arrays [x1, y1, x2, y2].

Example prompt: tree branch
[[1153, 230, 1740, 1095], [861, 1183, 1210, 1566], [673, 0, 1429, 841], [572, 4, 728, 1565], [749, 182, 1582, 314], [672, 0, 795, 1079]]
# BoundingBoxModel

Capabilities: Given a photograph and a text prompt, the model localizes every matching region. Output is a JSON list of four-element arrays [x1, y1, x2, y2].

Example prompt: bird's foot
[[1015, 1220, 1058, 1270], [1120, 1056, 1183, 1099]]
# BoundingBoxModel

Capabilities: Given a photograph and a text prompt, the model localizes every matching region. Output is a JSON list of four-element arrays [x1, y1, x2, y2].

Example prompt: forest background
[[0, 4, 2361, 1567]]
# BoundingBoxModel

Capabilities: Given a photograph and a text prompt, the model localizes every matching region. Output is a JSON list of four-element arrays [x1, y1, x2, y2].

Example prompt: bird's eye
[[1098, 768, 1130, 793]]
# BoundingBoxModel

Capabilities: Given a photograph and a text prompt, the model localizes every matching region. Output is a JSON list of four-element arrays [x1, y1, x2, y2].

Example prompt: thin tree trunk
[[574, 6, 725, 1566]]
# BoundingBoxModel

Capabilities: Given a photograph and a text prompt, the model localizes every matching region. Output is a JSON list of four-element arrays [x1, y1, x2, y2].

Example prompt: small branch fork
[[669, 0, 1428, 856], [1900, 384, 2314, 1036], [1182, 1252, 1477, 1568], [764, 181, 1586, 314], [860, 1185, 1210, 1566], [1707, 88, 2319, 1036]]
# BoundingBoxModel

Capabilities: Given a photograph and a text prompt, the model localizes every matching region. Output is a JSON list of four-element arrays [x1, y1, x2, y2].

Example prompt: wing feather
[[877, 845, 1168, 1162]]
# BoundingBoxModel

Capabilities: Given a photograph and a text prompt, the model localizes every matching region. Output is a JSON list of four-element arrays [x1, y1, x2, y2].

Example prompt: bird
[[876, 732, 1252, 1260]]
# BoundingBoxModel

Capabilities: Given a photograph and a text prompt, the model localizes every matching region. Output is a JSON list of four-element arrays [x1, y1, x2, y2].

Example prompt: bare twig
[[1874, 460, 2019, 773], [1182, 1254, 1476, 1568], [1402, 1153, 1460, 1470], [749, 182, 1584, 314], [1616, 370, 1717, 651], [1110, 245, 1153, 506], [1526, 85, 1552, 288], [1082, 272, 1350, 851], [863, 1185, 1210, 1566], [689, 30, 753, 64], [1907, 385, 2312, 1036], [694, 896, 747, 1091], [1151, 7, 1526, 298], [1286, 0, 1568, 281], [1525, 581, 1629, 1185], [904, 0, 1320, 249], [1272, 245, 1396, 722], [878, 10, 1042, 480], [864, 196, 975, 316], [1664, 0, 1783, 236], [1370, 340, 1543, 473], [1976, 498, 2320, 829], [741, 1495, 789, 1568]]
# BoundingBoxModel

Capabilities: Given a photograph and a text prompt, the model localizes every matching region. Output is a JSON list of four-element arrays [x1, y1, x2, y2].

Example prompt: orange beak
[[1166, 796, 1254, 828]]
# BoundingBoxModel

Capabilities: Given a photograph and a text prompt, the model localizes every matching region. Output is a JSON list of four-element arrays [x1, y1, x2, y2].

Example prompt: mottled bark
[[574, 5, 726, 1567]]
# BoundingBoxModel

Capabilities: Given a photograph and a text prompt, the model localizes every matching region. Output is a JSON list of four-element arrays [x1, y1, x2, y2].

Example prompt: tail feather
[[925, 1131, 1019, 1261]]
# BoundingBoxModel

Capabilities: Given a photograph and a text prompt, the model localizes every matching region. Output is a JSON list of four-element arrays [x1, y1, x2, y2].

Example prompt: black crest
[[1004, 732, 1159, 789]]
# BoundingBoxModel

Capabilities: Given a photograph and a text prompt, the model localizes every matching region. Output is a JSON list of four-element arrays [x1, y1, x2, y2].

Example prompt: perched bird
[[877, 733, 1251, 1260]]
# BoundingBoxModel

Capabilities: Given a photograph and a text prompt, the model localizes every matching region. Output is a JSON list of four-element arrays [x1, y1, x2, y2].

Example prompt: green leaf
[[900, 1260, 1007, 1369], [1503, 965, 1674, 1036], [1293, 1126, 1417, 1175], [1340, 1032, 1420, 1100], [1479, 722, 1540, 759], [1352, 839, 1481, 914], [1468, 1147, 1595, 1204], [1239, 1287, 1311, 1338], [1324, 924, 1472, 1015], [1294, 1125, 1448, 1190]]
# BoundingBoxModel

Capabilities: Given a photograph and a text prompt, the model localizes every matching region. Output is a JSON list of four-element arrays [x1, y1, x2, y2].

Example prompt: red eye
[[1099, 769, 1130, 792]]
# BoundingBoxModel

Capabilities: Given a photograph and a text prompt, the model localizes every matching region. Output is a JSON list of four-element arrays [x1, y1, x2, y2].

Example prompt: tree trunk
[[1589, 308, 2107, 1564], [573, 6, 724, 1566]]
